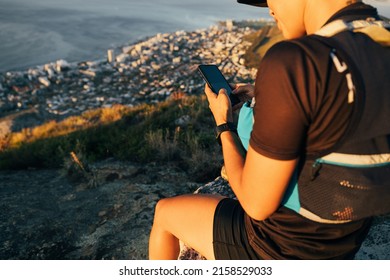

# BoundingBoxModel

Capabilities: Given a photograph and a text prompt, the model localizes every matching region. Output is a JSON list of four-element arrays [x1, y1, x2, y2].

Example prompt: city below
[[0, 20, 273, 126]]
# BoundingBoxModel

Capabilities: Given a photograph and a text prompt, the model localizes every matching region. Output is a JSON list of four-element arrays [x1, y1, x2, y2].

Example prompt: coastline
[[0, 20, 273, 134]]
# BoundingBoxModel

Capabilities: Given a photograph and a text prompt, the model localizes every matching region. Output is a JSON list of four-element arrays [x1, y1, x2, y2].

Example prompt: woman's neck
[[304, 0, 362, 34]]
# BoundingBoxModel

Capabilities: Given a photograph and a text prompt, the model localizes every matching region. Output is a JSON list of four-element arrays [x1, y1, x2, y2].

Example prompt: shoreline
[[0, 20, 273, 133]]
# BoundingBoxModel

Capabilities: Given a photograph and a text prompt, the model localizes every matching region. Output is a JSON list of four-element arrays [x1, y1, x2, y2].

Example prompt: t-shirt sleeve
[[250, 41, 317, 160]]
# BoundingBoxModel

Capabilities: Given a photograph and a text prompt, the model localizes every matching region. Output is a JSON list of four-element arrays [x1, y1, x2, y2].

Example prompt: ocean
[[0, 0, 269, 72]]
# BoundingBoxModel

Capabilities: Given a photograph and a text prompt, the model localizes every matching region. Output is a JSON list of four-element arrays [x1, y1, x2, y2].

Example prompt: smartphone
[[197, 64, 241, 107]]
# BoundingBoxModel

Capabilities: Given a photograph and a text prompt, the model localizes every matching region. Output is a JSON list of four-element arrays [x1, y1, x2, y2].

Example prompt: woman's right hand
[[230, 83, 255, 111]]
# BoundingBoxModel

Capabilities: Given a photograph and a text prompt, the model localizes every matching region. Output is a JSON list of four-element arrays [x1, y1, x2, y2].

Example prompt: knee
[[152, 197, 171, 227]]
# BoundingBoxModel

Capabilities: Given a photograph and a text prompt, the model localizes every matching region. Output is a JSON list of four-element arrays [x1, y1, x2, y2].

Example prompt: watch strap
[[215, 122, 237, 145]]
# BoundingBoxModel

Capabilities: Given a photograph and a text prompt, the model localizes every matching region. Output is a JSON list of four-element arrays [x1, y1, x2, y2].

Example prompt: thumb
[[218, 88, 232, 106], [218, 88, 230, 100], [219, 88, 229, 98]]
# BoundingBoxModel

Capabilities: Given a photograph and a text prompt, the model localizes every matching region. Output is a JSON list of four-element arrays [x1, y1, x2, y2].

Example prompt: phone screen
[[198, 64, 240, 106]]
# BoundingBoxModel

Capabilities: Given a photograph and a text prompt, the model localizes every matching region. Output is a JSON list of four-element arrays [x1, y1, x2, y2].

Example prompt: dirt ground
[[0, 159, 389, 260], [0, 159, 200, 260]]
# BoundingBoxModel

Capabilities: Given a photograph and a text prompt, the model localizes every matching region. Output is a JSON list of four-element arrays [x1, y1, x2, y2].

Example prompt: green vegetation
[[243, 25, 284, 69], [0, 94, 223, 182]]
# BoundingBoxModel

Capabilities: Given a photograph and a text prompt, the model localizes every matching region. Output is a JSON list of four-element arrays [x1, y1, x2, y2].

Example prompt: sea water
[[0, 0, 268, 72]]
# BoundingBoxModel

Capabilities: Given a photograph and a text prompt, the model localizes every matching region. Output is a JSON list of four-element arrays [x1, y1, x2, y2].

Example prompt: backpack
[[291, 18, 390, 221]]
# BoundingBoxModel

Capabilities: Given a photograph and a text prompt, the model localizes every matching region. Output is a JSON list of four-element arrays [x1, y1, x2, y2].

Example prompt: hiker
[[149, 0, 390, 259]]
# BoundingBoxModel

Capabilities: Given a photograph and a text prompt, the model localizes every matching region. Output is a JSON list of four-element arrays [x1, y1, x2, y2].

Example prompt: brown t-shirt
[[250, 40, 351, 160]]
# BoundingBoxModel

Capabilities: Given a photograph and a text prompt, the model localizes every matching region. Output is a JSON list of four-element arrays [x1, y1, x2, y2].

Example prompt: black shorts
[[213, 198, 262, 260]]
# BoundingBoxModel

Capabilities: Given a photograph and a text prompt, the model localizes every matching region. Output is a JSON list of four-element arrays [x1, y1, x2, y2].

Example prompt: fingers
[[232, 83, 254, 95], [204, 84, 233, 125], [231, 83, 246, 91], [204, 84, 229, 103], [231, 83, 255, 105]]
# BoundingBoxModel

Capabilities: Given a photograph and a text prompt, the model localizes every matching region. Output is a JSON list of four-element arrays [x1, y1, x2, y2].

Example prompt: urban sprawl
[[0, 20, 272, 120]]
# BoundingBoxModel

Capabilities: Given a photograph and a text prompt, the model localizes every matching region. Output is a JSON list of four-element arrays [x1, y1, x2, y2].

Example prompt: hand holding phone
[[197, 64, 241, 107]]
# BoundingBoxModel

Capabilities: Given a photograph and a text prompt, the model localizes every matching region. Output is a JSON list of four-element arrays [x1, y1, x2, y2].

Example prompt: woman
[[149, 0, 390, 259]]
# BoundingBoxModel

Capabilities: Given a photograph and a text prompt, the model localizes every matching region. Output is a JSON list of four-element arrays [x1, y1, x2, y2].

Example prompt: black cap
[[237, 0, 268, 7]]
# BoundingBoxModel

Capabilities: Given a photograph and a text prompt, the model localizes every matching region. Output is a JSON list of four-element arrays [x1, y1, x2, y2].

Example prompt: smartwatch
[[215, 122, 237, 145]]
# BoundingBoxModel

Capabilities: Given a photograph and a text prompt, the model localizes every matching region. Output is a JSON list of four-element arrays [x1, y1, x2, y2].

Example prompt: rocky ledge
[[0, 159, 201, 260], [0, 159, 388, 260]]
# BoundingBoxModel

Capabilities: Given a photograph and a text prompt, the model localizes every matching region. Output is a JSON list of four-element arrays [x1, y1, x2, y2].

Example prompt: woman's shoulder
[[265, 40, 305, 58], [261, 36, 333, 73], [265, 36, 331, 59]]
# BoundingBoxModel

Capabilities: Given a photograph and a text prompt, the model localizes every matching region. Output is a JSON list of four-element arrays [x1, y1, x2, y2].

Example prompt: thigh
[[154, 194, 225, 260]]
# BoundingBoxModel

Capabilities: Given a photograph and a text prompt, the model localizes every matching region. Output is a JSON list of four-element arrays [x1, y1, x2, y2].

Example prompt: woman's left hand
[[204, 84, 233, 126]]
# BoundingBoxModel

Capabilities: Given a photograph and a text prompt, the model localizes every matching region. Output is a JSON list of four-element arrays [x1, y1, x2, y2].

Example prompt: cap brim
[[237, 0, 268, 7]]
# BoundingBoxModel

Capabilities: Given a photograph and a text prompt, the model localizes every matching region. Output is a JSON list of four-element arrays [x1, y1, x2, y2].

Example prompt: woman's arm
[[222, 131, 298, 221], [205, 84, 298, 221]]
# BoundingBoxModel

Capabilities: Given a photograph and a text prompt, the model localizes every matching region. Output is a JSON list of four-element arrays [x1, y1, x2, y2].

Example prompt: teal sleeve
[[237, 103, 254, 151]]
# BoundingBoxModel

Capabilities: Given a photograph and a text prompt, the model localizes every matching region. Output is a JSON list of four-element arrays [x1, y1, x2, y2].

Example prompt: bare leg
[[149, 194, 225, 260]]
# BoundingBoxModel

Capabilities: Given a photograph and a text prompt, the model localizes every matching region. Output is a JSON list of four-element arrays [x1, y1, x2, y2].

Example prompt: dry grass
[[0, 94, 222, 182]]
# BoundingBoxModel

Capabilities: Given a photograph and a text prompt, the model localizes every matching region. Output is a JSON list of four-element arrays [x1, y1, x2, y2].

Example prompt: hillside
[[0, 95, 224, 182]]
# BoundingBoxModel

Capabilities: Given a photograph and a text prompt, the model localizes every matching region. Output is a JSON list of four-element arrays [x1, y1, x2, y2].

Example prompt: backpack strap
[[315, 18, 390, 47], [311, 18, 390, 156], [292, 18, 390, 157], [289, 34, 365, 157]]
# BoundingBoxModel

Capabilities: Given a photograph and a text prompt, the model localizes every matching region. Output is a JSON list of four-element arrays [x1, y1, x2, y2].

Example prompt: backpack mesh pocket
[[299, 160, 390, 221]]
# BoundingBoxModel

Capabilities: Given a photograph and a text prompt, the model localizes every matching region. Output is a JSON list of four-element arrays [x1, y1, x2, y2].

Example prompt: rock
[[0, 160, 199, 260], [175, 115, 191, 127], [105, 172, 119, 182]]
